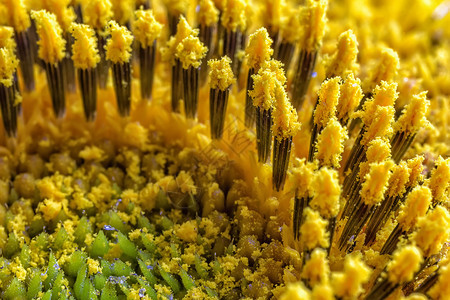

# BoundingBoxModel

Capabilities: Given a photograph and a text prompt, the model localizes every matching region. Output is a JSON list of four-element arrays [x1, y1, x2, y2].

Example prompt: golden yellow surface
[[175, 35, 207, 69], [361, 105, 395, 145], [272, 82, 300, 140], [395, 91, 430, 134], [245, 27, 273, 70], [0, 46, 18, 87], [70, 23, 100, 69], [291, 158, 316, 199], [41, 0, 75, 32], [325, 30, 359, 78], [386, 161, 410, 198], [313, 77, 340, 129], [279, 5, 300, 44], [221, 0, 246, 32], [0, 26, 15, 49], [301, 248, 330, 287], [0, 0, 30, 33], [133, 9, 162, 48], [387, 245, 423, 284], [309, 167, 340, 219], [31, 10, 66, 64], [0, 0, 449, 299], [298, 0, 327, 52], [428, 265, 450, 300], [363, 48, 400, 92], [358, 138, 391, 179], [198, 0, 218, 27], [427, 157, 450, 203], [279, 282, 311, 300], [330, 253, 371, 298], [161, 16, 197, 64], [360, 160, 394, 206], [300, 208, 329, 250], [248, 68, 277, 110], [335, 74, 363, 123], [207, 56, 235, 91], [413, 205, 450, 258], [315, 117, 347, 168], [104, 20, 133, 63], [110, 0, 134, 25], [397, 186, 432, 231], [82, 0, 113, 30], [163, 0, 189, 15]]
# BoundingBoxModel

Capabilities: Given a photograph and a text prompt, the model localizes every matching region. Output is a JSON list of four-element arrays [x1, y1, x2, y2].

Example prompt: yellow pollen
[[133, 9, 163, 48], [208, 56, 235, 91], [299, 0, 328, 52], [198, 0, 219, 27], [314, 77, 341, 129], [70, 23, 100, 69], [105, 20, 134, 64], [221, 0, 247, 32], [82, 0, 113, 30], [245, 27, 273, 71], [31, 10, 66, 64]]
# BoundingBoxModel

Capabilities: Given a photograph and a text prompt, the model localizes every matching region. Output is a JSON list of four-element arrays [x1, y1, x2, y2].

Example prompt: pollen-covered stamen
[[425, 157, 450, 206], [70, 23, 100, 121], [291, 0, 327, 110], [344, 81, 397, 175], [391, 92, 430, 162], [310, 167, 340, 253], [339, 160, 393, 252], [380, 186, 432, 255], [161, 16, 198, 112], [164, 0, 189, 35], [221, 0, 247, 76], [198, 0, 219, 84], [413, 205, 450, 258], [133, 9, 162, 100], [0, 46, 19, 137], [3, 0, 36, 91], [273, 4, 299, 72], [426, 262, 450, 299], [105, 20, 134, 117], [314, 117, 348, 169], [272, 82, 300, 191], [331, 253, 371, 299], [0, 27, 16, 50], [325, 29, 359, 79], [292, 159, 316, 240], [365, 48, 400, 93], [367, 245, 423, 300], [364, 160, 411, 246], [83, 0, 114, 89], [44, 0, 77, 93], [342, 137, 391, 209], [349, 48, 399, 133], [248, 60, 285, 163], [406, 155, 425, 189], [300, 208, 329, 253], [336, 73, 363, 127], [249, 69, 276, 162], [208, 56, 235, 139], [260, 0, 283, 42], [301, 248, 330, 289], [32, 10, 67, 118], [176, 35, 207, 119], [244, 27, 273, 128], [110, 0, 135, 27], [365, 155, 424, 245], [309, 77, 340, 162]]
